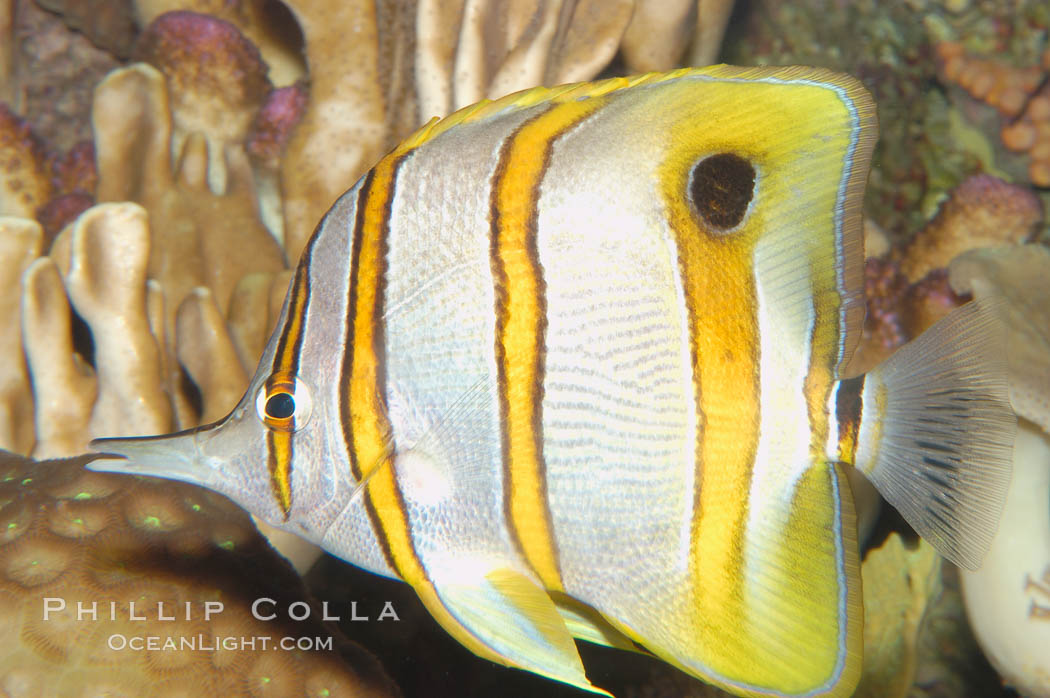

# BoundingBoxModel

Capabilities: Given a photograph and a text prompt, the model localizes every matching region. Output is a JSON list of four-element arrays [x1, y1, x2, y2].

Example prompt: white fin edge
[[855, 298, 1016, 570]]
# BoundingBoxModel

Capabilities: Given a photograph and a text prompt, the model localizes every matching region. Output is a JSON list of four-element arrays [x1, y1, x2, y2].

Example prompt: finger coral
[[0, 449, 399, 697], [92, 62, 286, 346], [0, 217, 41, 455], [937, 42, 1050, 187]]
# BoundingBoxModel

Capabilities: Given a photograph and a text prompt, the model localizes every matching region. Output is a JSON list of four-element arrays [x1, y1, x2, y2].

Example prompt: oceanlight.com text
[[106, 634, 335, 652]]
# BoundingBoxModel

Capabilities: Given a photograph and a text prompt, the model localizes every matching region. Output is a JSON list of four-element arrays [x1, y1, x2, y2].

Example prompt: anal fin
[[421, 563, 610, 696], [551, 593, 637, 652]]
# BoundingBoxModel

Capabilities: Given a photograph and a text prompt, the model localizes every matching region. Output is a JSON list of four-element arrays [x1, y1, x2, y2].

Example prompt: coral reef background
[[1, 0, 1048, 696]]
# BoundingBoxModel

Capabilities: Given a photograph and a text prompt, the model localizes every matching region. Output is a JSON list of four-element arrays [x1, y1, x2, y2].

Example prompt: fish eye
[[688, 152, 756, 232], [255, 375, 313, 432]]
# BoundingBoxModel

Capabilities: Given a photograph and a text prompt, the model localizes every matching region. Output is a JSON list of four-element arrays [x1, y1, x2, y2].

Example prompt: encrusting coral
[[891, 174, 1041, 283], [0, 449, 400, 697], [936, 41, 1050, 187]]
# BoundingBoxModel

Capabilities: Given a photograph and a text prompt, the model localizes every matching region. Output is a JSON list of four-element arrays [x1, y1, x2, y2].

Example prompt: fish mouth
[[88, 426, 219, 490]]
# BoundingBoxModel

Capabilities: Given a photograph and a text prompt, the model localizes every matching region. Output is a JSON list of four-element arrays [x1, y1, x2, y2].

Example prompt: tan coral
[[688, 0, 736, 66], [174, 286, 248, 424], [226, 270, 293, 375], [27, 203, 171, 452], [0, 105, 52, 219], [960, 421, 1050, 698], [937, 42, 1050, 187], [20, 256, 96, 459], [621, 0, 696, 72], [278, 0, 392, 262], [892, 174, 1041, 283], [0, 449, 399, 697], [92, 63, 286, 345], [0, 217, 41, 455]]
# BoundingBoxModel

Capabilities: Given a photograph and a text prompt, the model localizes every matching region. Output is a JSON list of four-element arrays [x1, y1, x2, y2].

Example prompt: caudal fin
[[853, 298, 1015, 570]]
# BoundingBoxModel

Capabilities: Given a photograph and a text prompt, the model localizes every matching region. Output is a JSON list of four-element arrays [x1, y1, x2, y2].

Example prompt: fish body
[[91, 66, 1015, 697]]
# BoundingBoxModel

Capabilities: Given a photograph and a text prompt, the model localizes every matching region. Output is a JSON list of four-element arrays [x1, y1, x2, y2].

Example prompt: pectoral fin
[[419, 564, 610, 696]]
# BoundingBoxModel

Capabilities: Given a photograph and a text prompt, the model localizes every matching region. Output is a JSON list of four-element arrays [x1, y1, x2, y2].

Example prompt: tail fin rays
[[855, 298, 1015, 570]]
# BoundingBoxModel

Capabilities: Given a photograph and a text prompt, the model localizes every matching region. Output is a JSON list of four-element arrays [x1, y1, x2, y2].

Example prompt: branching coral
[[0, 0, 12, 106], [92, 62, 286, 347], [0, 449, 399, 697], [20, 201, 319, 571], [27, 203, 170, 455], [937, 42, 1050, 187]]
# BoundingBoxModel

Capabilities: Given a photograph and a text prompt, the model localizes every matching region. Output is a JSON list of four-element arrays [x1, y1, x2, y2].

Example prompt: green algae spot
[[7, 522, 17, 530], [218, 540, 235, 551], [20, 478, 31, 486], [191, 503, 201, 512], [320, 690, 331, 697], [142, 515, 162, 528], [73, 492, 92, 500], [260, 677, 271, 685], [73, 518, 84, 526]]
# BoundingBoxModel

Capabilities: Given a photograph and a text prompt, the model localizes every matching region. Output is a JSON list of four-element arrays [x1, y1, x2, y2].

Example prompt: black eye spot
[[688, 153, 756, 231], [265, 392, 296, 420]]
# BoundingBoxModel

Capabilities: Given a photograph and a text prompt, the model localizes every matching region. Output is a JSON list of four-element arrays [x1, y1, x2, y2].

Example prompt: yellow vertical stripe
[[667, 193, 761, 631], [654, 127, 764, 662], [491, 97, 607, 593], [266, 430, 293, 515], [343, 137, 532, 669], [265, 251, 312, 518]]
